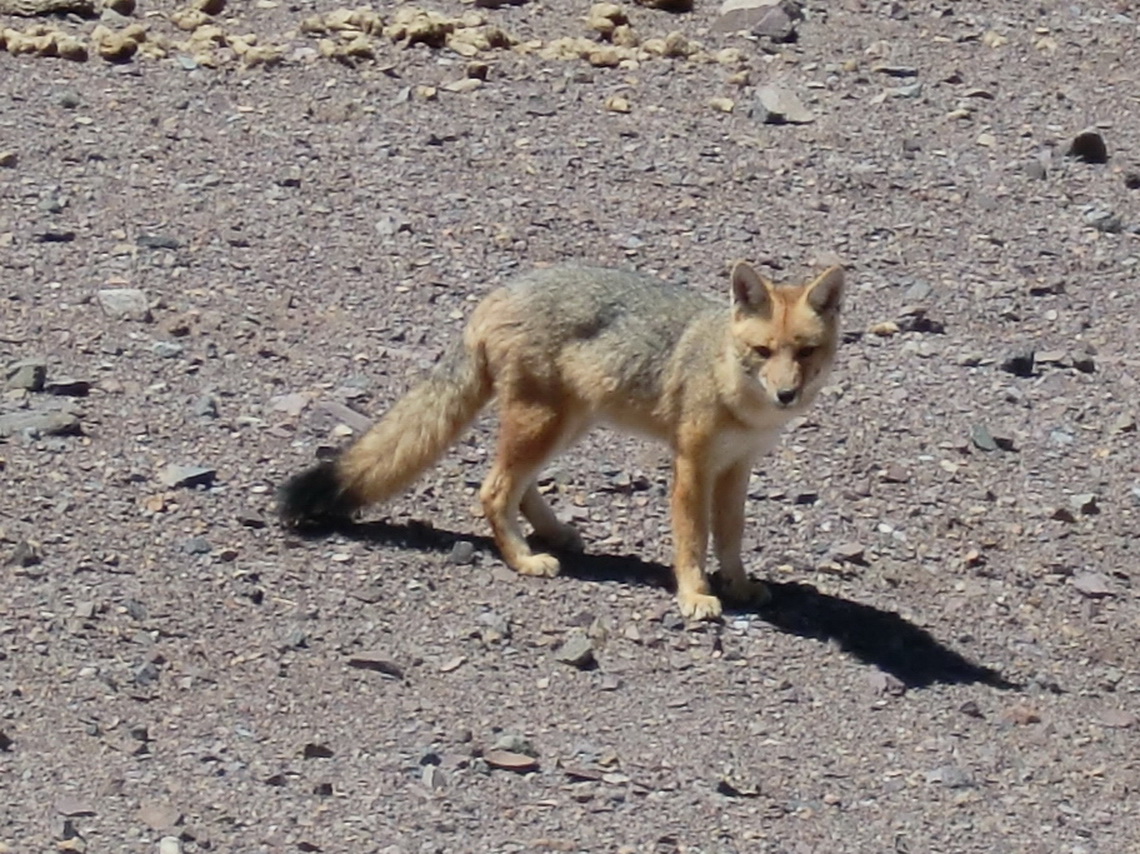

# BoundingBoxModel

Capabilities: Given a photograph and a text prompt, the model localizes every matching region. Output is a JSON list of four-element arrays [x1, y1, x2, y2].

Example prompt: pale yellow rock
[[242, 43, 283, 66], [588, 46, 620, 67], [604, 93, 630, 112], [662, 30, 694, 57], [708, 96, 735, 113], [714, 47, 742, 65], [171, 9, 209, 30], [611, 24, 638, 47], [443, 77, 482, 93], [56, 34, 88, 60], [415, 84, 437, 100], [869, 321, 900, 337]]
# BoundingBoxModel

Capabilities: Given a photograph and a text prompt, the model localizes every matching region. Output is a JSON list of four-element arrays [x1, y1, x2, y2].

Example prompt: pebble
[[152, 341, 185, 359], [0, 151, 17, 169], [157, 464, 216, 489], [554, 631, 597, 669], [751, 85, 815, 125], [0, 410, 81, 439], [448, 540, 475, 565], [999, 351, 1035, 377], [4, 359, 46, 392], [97, 287, 151, 322]]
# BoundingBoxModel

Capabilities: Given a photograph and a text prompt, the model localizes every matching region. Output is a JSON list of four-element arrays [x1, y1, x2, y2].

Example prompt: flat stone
[[0, 410, 81, 438]]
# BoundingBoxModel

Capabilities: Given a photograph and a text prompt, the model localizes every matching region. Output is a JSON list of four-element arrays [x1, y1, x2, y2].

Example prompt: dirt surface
[[3, 0, 1140, 852]]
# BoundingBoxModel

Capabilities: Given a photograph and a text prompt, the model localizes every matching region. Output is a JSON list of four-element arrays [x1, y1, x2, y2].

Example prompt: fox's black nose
[[776, 389, 798, 406]]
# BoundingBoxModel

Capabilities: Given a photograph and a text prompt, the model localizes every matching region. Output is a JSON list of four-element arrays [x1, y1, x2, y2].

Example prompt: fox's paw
[[677, 590, 724, 621], [721, 576, 772, 608], [514, 552, 562, 578]]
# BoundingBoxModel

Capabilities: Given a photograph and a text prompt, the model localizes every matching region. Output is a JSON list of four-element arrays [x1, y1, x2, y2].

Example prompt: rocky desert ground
[[2, 0, 1140, 852]]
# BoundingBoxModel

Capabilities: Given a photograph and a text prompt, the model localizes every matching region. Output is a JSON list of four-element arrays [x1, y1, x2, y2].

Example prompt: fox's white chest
[[708, 421, 787, 473]]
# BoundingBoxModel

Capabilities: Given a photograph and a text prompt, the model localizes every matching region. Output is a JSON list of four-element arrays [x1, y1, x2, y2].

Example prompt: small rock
[[1109, 413, 1137, 434], [1083, 207, 1122, 233], [1069, 494, 1099, 515], [1072, 571, 1112, 598], [439, 655, 466, 673], [750, 5, 798, 41], [0, 410, 81, 439], [54, 796, 95, 818], [880, 463, 910, 484], [157, 464, 216, 489], [1072, 351, 1096, 373], [483, 749, 538, 772], [0, 151, 17, 169], [421, 764, 446, 789], [5, 359, 47, 392], [492, 733, 536, 756], [714, 0, 800, 34], [867, 670, 906, 696], [269, 392, 313, 417], [717, 775, 761, 798], [0, 730, 11, 751], [302, 742, 334, 759], [346, 651, 403, 679], [449, 540, 475, 565], [97, 287, 151, 322], [873, 64, 918, 77], [1067, 129, 1108, 164], [138, 234, 181, 250], [751, 85, 814, 124], [8, 539, 42, 568], [1023, 159, 1048, 180], [555, 631, 597, 670], [959, 700, 984, 718], [831, 541, 866, 564], [191, 394, 219, 418], [999, 351, 1035, 377], [34, 228, 75, 243], [477, 610, 511, 642], [152, 342, 184, 359], [1125, 172, 1140, 190], [969, 424, 998, 452], [137, 802, 182, 831], [926, 763, 974, 788], [181, 536, 211, 555], [1100, 708, 1137, 729], [1001, 704, 1042, 726], [158, 837, 182, 854], [350, 583, 384, 604]]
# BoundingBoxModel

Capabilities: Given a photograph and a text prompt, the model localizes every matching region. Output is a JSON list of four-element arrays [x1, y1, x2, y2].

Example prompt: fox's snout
[[775, 388, 798, 406]]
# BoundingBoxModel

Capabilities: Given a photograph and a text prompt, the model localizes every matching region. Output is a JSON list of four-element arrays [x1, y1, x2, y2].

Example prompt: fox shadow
[[303, 517, 1016, 691]]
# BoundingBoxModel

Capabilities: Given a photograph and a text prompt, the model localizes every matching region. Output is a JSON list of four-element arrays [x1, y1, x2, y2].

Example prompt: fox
[[278, 261, 844, 620]]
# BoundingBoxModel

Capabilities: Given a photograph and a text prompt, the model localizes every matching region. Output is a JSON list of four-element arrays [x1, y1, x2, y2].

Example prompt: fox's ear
[[803, 266, 844, 316], [730, 261, 773, 316]]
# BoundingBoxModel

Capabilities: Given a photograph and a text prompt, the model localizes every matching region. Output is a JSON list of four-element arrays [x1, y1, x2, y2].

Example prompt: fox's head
[[728, 261, 844, 410]]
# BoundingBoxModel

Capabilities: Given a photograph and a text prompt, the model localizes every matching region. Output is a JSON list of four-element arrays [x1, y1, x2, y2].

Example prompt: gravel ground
[[2, 1, 1140, 852]]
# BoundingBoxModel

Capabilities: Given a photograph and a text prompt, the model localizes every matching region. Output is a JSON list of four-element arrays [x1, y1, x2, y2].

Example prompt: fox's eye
[[797, 345, 818, 359], [753, 345, 773, 359]]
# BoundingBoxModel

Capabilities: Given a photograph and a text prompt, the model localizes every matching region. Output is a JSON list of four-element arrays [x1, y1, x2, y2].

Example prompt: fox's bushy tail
[[278, 342, 492, 525]]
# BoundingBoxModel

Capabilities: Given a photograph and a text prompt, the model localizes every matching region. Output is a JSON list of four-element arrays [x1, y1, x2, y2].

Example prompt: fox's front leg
[[671, 450, 722, 620], [712, 460, 771, 607]]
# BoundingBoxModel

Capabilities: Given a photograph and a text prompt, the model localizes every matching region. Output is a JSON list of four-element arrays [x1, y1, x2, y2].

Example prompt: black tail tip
[[277, 460, 358, 528]]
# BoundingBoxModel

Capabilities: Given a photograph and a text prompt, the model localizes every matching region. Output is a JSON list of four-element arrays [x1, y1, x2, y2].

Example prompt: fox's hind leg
[[521, 483, 585, 552], [481, 398, 583, 577]]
